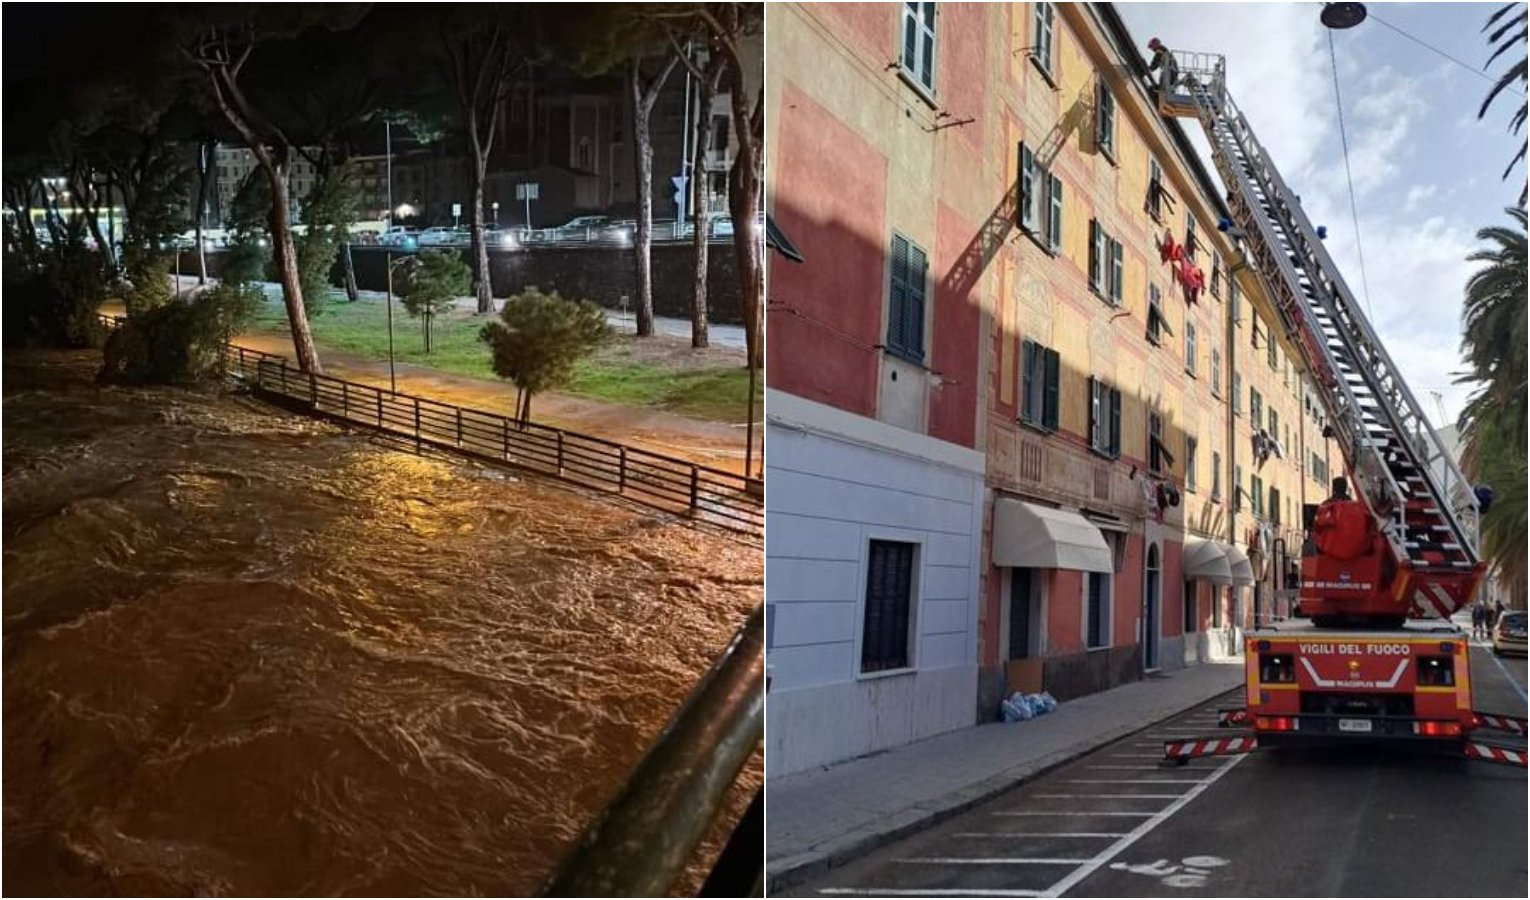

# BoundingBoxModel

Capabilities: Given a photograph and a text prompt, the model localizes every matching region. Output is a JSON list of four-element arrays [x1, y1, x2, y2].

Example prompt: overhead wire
[[1366, 9, 1527, 98], [1326, 28, 1375, 320]]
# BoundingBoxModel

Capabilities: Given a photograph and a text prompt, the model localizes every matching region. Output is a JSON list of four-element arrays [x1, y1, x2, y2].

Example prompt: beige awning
[[993, 498, 1112, 573], [1223, 543, 1256, 586], [1183, 538, 1233, 585]]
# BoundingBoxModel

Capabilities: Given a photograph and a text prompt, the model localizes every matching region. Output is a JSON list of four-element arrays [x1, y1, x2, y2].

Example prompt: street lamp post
[[385, 251, 398, 393], [492, 201, 500, 225]]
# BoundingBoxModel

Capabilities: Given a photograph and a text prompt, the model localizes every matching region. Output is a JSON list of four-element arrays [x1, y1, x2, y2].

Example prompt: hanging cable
[[1327, 29, 1375, 319], [1367, 9, 1527, 98]]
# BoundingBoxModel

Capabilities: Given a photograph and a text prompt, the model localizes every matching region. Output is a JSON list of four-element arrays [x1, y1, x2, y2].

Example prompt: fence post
[[342, 381, 349, 418], [503, 417, 510, 460], [619, 446, 627, 493], [280, 361, 289, 395], [376, 391, 384, 428], [689, 469, 700, 516], [309, 371, 318, 408], [414, 397, 422, 452], [456, 408, 463, 446], [557, 432, 565, 473]]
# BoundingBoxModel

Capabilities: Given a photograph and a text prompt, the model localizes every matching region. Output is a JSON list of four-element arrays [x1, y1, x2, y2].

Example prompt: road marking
[[1032, 793, 1184, 800], [1058, 779, 1205, 784], [818, 889, 1044, 897], [954, 832, 1130, 839], [994, 811, 1156, 818], [1085, 764, 1195, 771], [895, 857, 1095, 865], [1038, 753, 1249, 897], [1486, 649, 1528, 705]]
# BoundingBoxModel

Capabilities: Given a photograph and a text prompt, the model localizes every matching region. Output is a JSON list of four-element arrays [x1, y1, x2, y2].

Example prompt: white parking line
[[994, 811, 1156, 818], [1031, 793, 1184, 800], [895, 857, 1095, 866], [819, 889, 1045, 897], [1085, 765, 1189, 771], [1038, 754, 1249, 897], [953, 832, 1130, 839], [1487, 649, 1528, 704], [1058, 779, 1204, 784]]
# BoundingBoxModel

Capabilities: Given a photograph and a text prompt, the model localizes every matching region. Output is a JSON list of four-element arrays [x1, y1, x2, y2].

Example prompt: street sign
[[516, 183, 540, 201], [671, 175, 688, 212], [452, 203, 462, 217]]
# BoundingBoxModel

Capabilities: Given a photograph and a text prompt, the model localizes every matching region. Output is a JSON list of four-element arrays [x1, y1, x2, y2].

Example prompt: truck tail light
[[1255, 716, 1296, 731], [1259, 653, 1295, 684], [1413, 720, 1462, 737], [1417, 655, 1455, 686]]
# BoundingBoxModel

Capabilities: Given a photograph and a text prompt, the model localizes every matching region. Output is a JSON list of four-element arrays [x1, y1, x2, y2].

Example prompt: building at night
[[764, 2, 1327, 777]]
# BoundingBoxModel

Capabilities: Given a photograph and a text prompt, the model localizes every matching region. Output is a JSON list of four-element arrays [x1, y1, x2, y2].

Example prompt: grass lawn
[[250, 294, 761, 423]]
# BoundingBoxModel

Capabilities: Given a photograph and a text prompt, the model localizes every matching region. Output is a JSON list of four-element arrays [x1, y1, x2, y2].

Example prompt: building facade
[[766, 2, 1329, 777]]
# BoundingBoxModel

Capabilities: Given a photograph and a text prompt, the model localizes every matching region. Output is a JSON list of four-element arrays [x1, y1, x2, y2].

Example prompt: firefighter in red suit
[[1312, 477, 1373, 561]]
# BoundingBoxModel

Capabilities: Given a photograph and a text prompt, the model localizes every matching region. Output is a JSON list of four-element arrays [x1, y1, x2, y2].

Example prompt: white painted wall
[[766, 391, 985, 777]]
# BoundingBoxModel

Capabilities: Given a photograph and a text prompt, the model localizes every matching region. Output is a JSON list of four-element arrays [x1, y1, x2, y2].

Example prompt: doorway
[[1006, 568, 1041, 660], [1144, 544, 1161, 671]]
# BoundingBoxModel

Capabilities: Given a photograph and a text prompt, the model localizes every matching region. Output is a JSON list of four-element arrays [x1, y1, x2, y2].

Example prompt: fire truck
[[1150, 48, 1526, 767]]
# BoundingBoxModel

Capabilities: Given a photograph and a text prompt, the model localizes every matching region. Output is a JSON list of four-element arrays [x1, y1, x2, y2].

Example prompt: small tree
[[296, 163, 360, 313], [478, 286, 610, 425], [397, 250, 470, 353]]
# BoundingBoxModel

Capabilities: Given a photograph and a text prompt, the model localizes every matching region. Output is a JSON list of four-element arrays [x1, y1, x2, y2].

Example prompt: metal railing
[[97, 315, 763, 537]]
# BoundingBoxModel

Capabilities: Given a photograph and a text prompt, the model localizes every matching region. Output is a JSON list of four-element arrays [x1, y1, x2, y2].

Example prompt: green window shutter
[[1048, 174, 1063, 252], [1109, 388, 1122, 456], [1087, 376, 1098, 447], [1021, 339, 1036, 421], [1088, 220, 1100, 290], [1042, 347, 1060, 429], [907, 242, 927, 360], [887, 234, 909, 354]]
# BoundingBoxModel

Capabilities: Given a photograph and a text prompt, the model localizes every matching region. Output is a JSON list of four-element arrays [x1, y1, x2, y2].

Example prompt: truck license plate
[[1338, 718, 1373, 733]]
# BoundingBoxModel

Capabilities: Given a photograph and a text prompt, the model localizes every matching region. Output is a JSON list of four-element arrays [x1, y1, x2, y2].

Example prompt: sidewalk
[[765, 660, 1246, 891]]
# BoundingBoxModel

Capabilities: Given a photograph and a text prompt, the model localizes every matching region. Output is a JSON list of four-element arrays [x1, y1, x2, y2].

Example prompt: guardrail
[[97, 316, 761, 536]]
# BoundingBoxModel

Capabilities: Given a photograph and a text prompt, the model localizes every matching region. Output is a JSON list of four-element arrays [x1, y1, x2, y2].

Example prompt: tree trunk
[[267, 163, 323, 375], [690, 59, 724, 349], [471, 155, 493, 313], [727, 82, 764, 370], [631, 61, 656, 337], [342, 242, 360, 302], [196, 139, 213, 286]]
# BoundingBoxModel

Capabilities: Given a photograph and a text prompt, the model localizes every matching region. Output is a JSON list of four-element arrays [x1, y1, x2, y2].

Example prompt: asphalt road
[[793, 641, 1527, 898]]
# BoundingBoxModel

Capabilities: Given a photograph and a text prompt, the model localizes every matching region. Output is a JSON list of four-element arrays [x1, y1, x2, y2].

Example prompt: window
[[1232, 372, 1242, 414], [1184, 321, 1197, 375], [862, 540, 917, 673], [1211, 347, 1222, 396], [1146, 158, 1169, 221], [1148, 411, 1175, 473], [1268, 407, 1280, 438], [1019, 144, 1064, 253], [1211, 250, 1224, 298], [1088, 377, 1123, 457], [1033, 2, 1055, 81], [1088, 221, 1122, 303], [1267, 329, 1279, 370], [1185, 435, 1198, 492], [1021, 339, 1060, 430], [1109, 234, 1123, 304], [901, 2, 937, 94], [1234, 463, 1245, 511], [1096, 81, 1116, 159], [1269, 486, 1282, 525], [1250, 388, 1263, 427], [1147, 283, 1173, 344], [1086, 570, 1111, 649], [1252, 314, 1264, 349], [1185, 213, 1198, 263], [1211, 450, 1223, 501], [886, 234, 928, 362], [1252, 475, 1265, 518], [1230, 275, 1242, 324]]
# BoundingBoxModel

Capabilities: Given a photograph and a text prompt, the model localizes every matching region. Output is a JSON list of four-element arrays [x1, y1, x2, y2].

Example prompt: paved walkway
[[765, 660, 1246, 891]]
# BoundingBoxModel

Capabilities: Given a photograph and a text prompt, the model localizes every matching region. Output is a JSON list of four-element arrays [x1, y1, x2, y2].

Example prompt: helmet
[[1148, 37, 1163, 50]]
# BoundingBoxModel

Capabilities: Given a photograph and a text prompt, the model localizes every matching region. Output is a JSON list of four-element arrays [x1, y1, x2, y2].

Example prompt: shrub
[[398, 250, 471, 352], [1, 238, 109, 349], [98, 285, 257, 385]]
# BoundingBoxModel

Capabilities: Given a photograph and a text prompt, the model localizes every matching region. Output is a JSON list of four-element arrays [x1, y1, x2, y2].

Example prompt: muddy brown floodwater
[[2, 350, 762, 897]]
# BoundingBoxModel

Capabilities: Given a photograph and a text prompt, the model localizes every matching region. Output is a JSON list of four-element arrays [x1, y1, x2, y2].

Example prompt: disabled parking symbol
[[1109, 855, 1229, 889]]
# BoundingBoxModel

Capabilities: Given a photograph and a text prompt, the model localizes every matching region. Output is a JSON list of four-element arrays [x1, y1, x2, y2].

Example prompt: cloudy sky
[[1118, 1, 1527, 427]]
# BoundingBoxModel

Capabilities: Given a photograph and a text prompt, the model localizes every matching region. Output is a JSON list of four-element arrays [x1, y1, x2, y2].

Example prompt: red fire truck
[[1151, 49, 1525, 767]]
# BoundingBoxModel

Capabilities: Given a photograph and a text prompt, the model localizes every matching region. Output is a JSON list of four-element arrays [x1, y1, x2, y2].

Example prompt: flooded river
[[2, 350, 762, 896]]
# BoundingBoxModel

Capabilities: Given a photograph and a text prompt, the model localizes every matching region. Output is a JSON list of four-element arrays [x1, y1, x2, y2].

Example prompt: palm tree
[[1479, 3, 1528, 207], [1457, 206, 1527, 607]]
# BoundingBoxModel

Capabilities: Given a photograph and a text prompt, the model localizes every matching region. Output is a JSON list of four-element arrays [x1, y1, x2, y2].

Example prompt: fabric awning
[[993, 498, 1112, 573], [766, 215, 803, 263], [1223, 543, 1256, 586], [1183, 538, 1232, 585]]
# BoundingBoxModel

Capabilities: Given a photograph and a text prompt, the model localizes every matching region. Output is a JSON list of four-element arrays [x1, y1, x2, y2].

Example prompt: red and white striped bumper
[[1472, 712, 1528, 736], [1217, 708, 1249, 728], [1464, 741, 1527, 766], [1164, 735, 1258, 761]]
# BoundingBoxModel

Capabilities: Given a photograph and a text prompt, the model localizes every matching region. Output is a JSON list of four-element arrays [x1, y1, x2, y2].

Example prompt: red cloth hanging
[[1159, 232, 1182, 264]]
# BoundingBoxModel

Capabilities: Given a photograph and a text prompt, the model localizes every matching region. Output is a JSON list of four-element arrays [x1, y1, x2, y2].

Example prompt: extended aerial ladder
[[1148, 50, 1522, 766], [1157, 51, 1484, 624]]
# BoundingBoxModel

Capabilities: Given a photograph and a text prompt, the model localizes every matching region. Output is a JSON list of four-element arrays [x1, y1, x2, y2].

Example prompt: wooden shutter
[[1018, 142, 1033, 229], [1042, 347, 1060, 430], [1048, 173, 1063, 252], [1021, 340, 1036, 421], [906, 242, 927, 359], [1109, 388, 1122, 456], [888, 234, 909, 354], [1087, 376, 1098, 448], [1088, 220, 1100, 289]]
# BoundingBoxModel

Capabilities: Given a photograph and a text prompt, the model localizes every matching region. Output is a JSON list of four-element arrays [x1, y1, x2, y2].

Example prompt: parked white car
[[416, 226, 457, 247]]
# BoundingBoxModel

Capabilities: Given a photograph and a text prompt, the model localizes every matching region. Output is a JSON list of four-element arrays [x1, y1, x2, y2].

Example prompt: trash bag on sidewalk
[[1000, 691, 1060, 723]]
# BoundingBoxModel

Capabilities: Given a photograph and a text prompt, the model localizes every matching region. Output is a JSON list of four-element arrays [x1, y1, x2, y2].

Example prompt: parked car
[[1492, 610, 1526, 657], [380, 226, 420, 248], [416, 226, 458, 247]]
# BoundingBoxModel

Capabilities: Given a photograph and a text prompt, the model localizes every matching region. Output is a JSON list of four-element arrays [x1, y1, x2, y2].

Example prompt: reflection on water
[[3, 350, 763, 896]]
